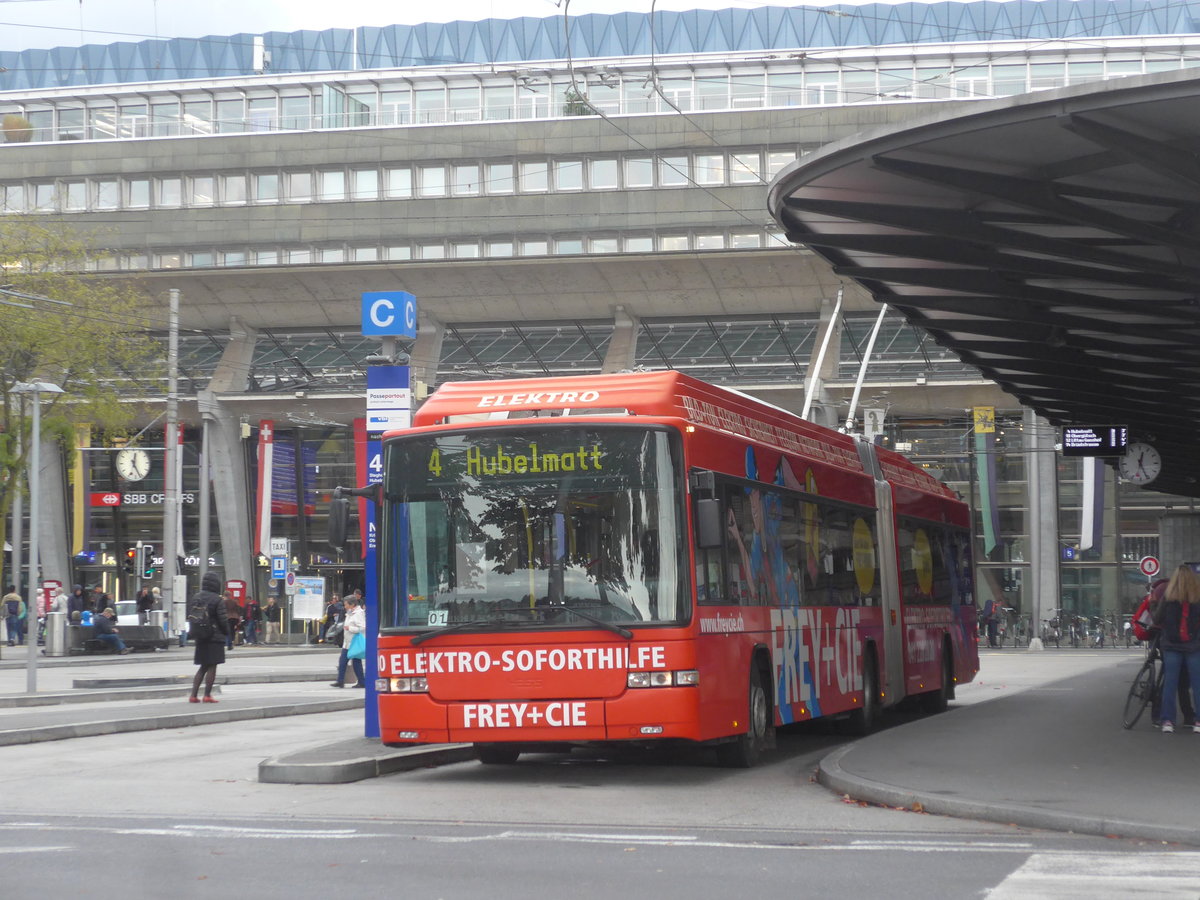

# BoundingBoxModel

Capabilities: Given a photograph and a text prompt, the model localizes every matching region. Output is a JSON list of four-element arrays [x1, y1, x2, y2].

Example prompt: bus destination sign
[[1061, 425, 1128, 457]]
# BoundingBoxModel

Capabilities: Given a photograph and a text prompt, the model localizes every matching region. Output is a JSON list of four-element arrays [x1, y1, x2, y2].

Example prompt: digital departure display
[[1061, 426, 1128, 457]]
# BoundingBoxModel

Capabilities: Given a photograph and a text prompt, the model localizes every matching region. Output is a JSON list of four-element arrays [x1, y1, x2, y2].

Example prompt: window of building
[[624, 157, 653, 187], [730, 152, 761, 184], [221, 250, 247, 266], [318, 170, 346, 201], [385, 167, 412, 198], [150, 100, 179, 136], [88, 106, 117, 139], [255, 173, 279, 202], [254, 249, 279, 265], [155, 252, 182, 268], [486, 240, 514, 257], [280, 95, 311, 130], [418, 243, 446, 259], [520, 239, 548, 256], [63, 181, 87, 210], [554, 160, 583, 191], [215, 98, 245, 133], [842, 70, 877, 103], [694, 153, 725, 185], [730, 232, 762, 249], [221, 174, 248, 205], [126, 178, 150, 208], [767, 73, 804, 106], [624, 235, 654, 253], [520, 161, 549, 192], [286, 171, 312, 201], [93, 179, 119, 209], [806, 71, 840, 104], [350, 246, 379, 261], [767, 151, 796, 177], [589, 158, 618, 189], [247, 96, 277, 131], [695, 233, 725, 250], [659, 234, 689, 251], [351, 169, 378, 200], [188, 176, 214, 206], [380, 88, 412, 125], [415, 86, 446, 124], [589, 236, 619, 253], [418, 165, 446, 197], [317, 247, 345, 263], [385, 245, 412, 260], [31, 183, 54, 211], [182, 99, 213, 134], [554, 237, 584, 254], [156, 177, 181, 207], [448, 86, 481, 121], [452, 242, 480, 258], [730, 73, 765, 107], [285, 248, 312, 264], [695, 75, 728, 110], [991, 64, 1027, 96], [486, 162, 514, 194], [58, 107, 84, 139], [452, 164, 480, 196], [483, 85, 514, 120], [188, 251, 215, 267], [658, 156, 689, 186]]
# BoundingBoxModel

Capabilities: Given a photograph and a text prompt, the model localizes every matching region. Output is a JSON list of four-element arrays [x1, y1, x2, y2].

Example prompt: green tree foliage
[[0, 216, 160, 588]]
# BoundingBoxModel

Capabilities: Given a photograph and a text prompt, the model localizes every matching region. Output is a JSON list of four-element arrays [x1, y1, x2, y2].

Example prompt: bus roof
[[411, 371, 952, 498]]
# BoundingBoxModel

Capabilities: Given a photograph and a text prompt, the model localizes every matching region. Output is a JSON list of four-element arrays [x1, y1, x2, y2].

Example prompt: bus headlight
[[627, 670, 699, 688], [378, 677, 429, 693]]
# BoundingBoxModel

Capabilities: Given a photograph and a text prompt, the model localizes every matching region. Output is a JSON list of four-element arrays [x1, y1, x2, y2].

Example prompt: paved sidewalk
[[821, 648, 1200, 845]]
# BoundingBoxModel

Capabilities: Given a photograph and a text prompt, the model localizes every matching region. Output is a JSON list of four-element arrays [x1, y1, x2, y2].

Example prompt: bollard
[[44, 610, 67, 657]]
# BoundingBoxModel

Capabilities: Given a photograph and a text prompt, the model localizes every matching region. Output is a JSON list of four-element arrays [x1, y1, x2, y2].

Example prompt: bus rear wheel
[[844, 651, 880, 736], [716, 665, 772, 768], [920, 649, 953, 714], [475, 744, 521, 765]]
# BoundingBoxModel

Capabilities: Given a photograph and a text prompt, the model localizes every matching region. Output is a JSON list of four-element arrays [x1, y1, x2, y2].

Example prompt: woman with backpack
[[188, 572, 229, 703], [1153, 565, 1200, 733]]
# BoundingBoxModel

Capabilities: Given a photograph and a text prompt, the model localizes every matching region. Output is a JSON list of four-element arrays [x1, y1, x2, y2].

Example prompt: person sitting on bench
[[94, 607, 132, 654]]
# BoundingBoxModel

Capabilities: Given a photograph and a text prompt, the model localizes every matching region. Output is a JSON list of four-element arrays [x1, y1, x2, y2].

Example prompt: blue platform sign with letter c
[[362, 291, 417, 338]]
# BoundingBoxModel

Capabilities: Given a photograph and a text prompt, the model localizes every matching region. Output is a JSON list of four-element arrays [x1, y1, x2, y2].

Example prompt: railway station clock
[[1118, 442, 1161, 486], [115, 447, 151, 482]]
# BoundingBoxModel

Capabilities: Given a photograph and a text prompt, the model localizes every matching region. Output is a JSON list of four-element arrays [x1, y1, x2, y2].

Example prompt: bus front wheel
[[716, 664, 773, 768], [475, 744, 521, 765]]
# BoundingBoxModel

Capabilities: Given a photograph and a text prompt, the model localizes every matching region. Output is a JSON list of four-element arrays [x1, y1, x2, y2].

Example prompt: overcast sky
[[0, 0, 884, 52]]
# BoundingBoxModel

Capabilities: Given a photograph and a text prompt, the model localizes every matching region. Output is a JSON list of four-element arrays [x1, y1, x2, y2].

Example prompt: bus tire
[[845, 650, 880, 736], [475, 744, 521, 765], [716, 664, 772, 768], [921, 647, 953, 714]]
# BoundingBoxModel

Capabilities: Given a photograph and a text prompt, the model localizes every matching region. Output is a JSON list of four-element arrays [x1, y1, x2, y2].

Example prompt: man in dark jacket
[[135, 586, 154, 625], [94, 607, 132, 654]]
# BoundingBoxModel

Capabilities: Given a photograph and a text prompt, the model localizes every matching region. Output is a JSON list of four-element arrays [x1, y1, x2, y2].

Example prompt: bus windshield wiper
[[560, 606, 634, 640], [411, 618, 521, 645]]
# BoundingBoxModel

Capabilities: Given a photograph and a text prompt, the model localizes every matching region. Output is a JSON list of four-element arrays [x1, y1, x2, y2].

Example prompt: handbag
[[346, 631, 366, 660]]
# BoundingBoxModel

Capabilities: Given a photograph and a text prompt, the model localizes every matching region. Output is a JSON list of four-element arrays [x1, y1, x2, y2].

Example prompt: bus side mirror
[[328, 497, 351, 550], [695, 497, 722, 549]]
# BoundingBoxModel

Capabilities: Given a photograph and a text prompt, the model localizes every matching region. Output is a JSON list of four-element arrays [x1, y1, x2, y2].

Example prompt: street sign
[[269, 537, 288, 556], [271, 556, 287, 578], [1140, 556, 1160, 578], [1062, 425, 1128, 457], [362, 291, 417, 338]]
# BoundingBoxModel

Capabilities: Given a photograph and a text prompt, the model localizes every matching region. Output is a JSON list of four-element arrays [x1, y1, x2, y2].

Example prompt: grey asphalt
[[0, 641, 1181, 844]]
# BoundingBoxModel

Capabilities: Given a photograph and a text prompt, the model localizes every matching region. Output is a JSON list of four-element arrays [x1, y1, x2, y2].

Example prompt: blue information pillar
[[361, 289, 416, 740]]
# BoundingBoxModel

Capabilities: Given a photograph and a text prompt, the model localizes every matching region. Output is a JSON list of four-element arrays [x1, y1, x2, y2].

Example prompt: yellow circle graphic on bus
[[852, 518, 876, 595], [913, 528, 934, 596]]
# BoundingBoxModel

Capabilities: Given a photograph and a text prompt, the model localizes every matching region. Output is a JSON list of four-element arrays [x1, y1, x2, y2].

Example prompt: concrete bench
[[69, 624, 169, 654]]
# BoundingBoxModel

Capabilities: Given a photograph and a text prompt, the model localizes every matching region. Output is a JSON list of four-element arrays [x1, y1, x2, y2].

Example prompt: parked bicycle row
[[981, 610, 1139, 649]]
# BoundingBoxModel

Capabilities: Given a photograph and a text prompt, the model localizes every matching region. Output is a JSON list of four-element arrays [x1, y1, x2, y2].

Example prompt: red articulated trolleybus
[[369, 371, 977, 766]]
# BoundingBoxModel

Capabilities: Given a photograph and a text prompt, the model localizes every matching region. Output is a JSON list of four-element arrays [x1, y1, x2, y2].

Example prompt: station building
[[1, 0, 1193, 634]]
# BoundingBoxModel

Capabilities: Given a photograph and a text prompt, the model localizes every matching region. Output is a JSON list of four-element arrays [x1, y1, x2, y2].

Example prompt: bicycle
[[1122, 638, 1163, 729]]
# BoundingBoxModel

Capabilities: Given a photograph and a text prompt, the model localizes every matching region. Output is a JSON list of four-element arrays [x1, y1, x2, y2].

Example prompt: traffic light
[[139, 544, 156, 580], [123, 547, 137, 574]]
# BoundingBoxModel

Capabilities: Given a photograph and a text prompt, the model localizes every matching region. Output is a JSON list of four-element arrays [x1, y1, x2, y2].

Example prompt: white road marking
[[987, 852, 1200, 899], [0, 846, 72, 854]]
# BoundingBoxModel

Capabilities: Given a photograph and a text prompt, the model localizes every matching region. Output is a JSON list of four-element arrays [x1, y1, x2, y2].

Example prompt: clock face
[[115, 448, 151, 482], [1119, 442, 1162, 486]]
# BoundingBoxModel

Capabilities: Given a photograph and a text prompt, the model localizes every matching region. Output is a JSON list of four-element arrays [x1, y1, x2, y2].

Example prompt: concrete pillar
[[1025, 410, 1060, 636], [601, 305, 640, 373], [1158, 513, 1200, 578], [198, 317, 257, 586], [803, 296, 843, 430], [410, 312, 445, 399], [37, 437, 71, 591]]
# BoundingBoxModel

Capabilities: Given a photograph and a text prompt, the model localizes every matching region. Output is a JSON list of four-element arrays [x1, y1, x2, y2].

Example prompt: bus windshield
[[379, 425, 686, 631]]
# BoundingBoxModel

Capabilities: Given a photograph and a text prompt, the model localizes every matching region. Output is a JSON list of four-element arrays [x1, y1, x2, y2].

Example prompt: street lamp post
[[10, 381, 64, 693]]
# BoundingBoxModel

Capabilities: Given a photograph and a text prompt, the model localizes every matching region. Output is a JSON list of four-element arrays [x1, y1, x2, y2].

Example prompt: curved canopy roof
[[769, 69, 1200, 497]]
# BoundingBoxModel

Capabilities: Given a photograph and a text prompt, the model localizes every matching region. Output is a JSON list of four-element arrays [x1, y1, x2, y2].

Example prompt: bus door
[[873, 478, 904, 705]]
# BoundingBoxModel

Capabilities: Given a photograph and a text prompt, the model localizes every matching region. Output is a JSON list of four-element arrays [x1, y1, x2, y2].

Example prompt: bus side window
[[725, 489, 756, 605]]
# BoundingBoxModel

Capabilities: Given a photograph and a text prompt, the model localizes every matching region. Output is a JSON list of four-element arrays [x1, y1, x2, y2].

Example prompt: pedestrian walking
[[330, 594, 366, 688], [223, 591, 242, 649], [263, 597, 283, 644], [1152, 565, 1200, 734], [243, 596, 262, 645], [189, 572, 228, 703], [3, 584, 25, 646], [135, 585, 154, 625]]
